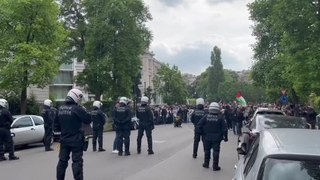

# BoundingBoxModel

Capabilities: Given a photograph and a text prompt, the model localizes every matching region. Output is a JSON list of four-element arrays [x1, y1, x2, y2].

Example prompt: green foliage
[[76, 0, 152, 100], [154, 64, 188, 105], [207, 46, 224, 101], [0, 0, 67, 113], [249, 0, 320, 103]]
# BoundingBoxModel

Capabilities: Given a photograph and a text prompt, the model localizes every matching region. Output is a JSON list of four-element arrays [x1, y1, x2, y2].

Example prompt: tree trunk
[[20, 69, 28, 114], [20, 88, 27, 115]]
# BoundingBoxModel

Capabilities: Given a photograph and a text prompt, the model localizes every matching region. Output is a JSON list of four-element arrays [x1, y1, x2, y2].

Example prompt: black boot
[[148, 150, 154, 155], [0, 156, 7, 161], [9, 155, 19, 160], [202, 158, 209, 168], [213, 152, 221, 171]]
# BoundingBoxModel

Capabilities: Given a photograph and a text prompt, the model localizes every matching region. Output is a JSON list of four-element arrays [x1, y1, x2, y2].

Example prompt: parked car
[[248, 114, 310, 134], [250, 108, 285, 123], [11, 115, 45, 146], [233, 129, 320, 180], [238, 115, 310, 155]]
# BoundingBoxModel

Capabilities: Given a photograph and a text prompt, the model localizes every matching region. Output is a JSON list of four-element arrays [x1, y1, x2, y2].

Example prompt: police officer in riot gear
[[0, 99, 19, 161], [114, 97, 132, 156], [42, 99, 54, 151], [197, 102, 228, 171], [91, 101, 106, 152], [55, 89, 91, 180], [136, 96, 154, 155], [191, 98, 206, 158]]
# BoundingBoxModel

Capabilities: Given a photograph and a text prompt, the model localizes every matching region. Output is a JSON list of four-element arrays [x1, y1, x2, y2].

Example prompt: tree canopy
[[0, 0, 67, 113]]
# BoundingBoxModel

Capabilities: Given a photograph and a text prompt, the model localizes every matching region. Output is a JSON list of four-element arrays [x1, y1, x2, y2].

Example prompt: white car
[[11, 115, 45, 146]]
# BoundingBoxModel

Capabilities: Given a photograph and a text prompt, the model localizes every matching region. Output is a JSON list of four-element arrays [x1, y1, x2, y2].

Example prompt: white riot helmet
[[0, 99, 9, 109], [119, 97, 127, 105], [44, 99, 52, 107], [196, 98, 205, 105], [93, 101, 102, 108], [141, 96, 149, 104], [209, 102, 220, 113], [67, 88, 83, 104]]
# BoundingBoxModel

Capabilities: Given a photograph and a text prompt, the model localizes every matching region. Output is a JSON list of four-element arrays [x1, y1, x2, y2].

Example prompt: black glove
[[151, 125, 155, 130], [224, 137, 228, 142]]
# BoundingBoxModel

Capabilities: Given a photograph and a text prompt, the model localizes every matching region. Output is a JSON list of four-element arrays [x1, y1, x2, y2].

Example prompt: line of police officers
[[1, 88, 228, 179]]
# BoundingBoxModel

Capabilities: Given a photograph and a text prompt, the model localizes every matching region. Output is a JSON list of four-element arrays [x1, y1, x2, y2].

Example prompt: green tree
[[154, 64, 188, 105], [0, 0, 67, 114], [77, 0, 152, 100], [59, 0, 86, 62], [249, 0, 320, 103], [207, 46, 224, 101]]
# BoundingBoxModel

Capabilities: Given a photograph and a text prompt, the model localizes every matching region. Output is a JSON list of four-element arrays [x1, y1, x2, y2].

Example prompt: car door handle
[[31, 128, 35, 130]]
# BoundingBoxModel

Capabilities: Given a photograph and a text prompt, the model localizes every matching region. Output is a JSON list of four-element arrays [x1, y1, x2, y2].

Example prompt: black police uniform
[[0, 106, 18, 161], [91, 107, 106, 151], [114, 103, 132, 156], [136, 104, 154, 154], [191, 105, 206, 158], [55, 98, 91, 180], [42, 105, 54, 151], [197, 112, 227, 170]]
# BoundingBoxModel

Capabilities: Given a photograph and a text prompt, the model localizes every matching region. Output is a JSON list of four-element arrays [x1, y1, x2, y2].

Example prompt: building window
[[52, 71, 73, 85], [60, 63, 73, 70], [49, 86, 73, 101]]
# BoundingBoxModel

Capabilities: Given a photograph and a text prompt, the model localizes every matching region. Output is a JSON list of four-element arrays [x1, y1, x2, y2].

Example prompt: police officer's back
[[0, 99, 19, 161], [55, 89, 91, 180], [197, 102, 228, 171], [42, 99, 54, 151], [136, 96, 154, 155], [91, 101, 106, 152], [114, 97, 132, 156], [191, 98, 206, 158]]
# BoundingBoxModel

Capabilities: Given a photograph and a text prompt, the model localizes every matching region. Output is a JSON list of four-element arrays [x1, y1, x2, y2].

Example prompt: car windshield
[[261, 117, 307, 129], [262, 158, 320, 180]]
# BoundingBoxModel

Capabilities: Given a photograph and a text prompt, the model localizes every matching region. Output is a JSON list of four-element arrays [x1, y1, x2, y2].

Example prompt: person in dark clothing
[[231, 107, 238, 135], [161, 107, 167, 124], [182, 106, 189, 123], [197, 102, 228, 171], [111, 102, 120, 153], [236, 107, 244, 135], [136, 96, 154, 155], [55, 89, 91, 180], [307, 107, 317, 129], [42, 99, 54, 151], [91, 101, 106, 152], [0, 99, 19, 161], [114, 97, 132, 156], [191, 98, 206, 159], [224, 105, 232, 130]]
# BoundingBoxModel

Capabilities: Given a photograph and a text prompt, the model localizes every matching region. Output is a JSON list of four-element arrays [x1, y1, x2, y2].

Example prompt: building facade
[[139, 51, 162, 104]]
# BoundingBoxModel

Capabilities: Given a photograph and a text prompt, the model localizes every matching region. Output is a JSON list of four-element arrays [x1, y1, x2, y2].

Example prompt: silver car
[[233, 129, 320, 180], [11, 115, 45, 146]]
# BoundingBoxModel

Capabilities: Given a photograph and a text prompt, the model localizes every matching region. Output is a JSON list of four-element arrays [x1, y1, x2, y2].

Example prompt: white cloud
[[144, 0, 255, 75]]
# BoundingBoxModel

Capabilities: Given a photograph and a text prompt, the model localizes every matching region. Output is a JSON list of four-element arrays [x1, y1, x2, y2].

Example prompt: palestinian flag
[[236, 91, 247, 107]]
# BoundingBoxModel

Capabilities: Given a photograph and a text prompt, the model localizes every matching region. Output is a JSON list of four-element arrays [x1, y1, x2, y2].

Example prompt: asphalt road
[[0, 124, 239, 180]]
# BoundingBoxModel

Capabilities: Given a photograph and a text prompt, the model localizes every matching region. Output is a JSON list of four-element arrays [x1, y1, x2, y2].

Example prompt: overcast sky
[[144, 0, 255, 75]]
